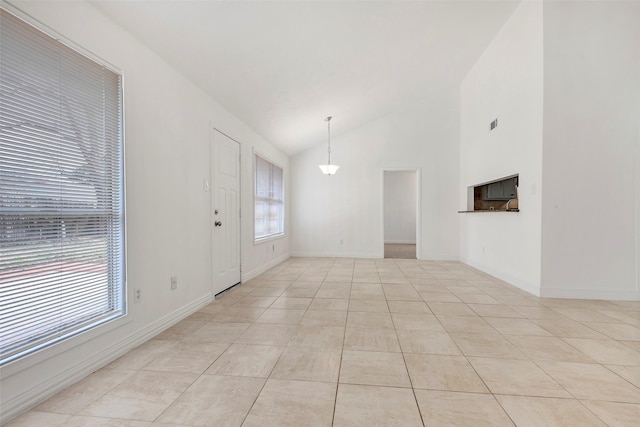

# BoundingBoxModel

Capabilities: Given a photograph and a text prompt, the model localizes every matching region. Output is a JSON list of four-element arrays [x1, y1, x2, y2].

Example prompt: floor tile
[[537, 360, 640, 403], [81, 371, 198, 421], [234, 324, 297, 346], [309, 298, 349, 311], [346, 312, 394, 329], [333, 384, 422, 426], [349, 283, 385, 300], [35, 368, 136, 415], [427, 302, 477, 316], [64, 416, 151, 426], [343, 327, 400, 352], [553, 308, 620, 323], [142, 342, 228, 374], [232, 296, 277, 308], [205, 344, 283, 377], [605, 364, 640, 388], [382, 284, 422, 301], [154, 319, 207, 341], [300, 310, 348, 327], [157, 375, 265, 426], [468, 357, 570, 398], [4, 411, 70, 427], [281, 288, 318, 298], [466, 304, 522, 318], [396, 330, 461, 355], [391, 313, 444, 331], [583, 322, 640, 341], [505, 335, 595, 362], [348, 299, 389, 313], [404, 354, 488, 392], [213, 307, 266, 323], [249, 286, 286, 297], [288, 325, 345, 349], [531, 318, 608, 339], [496, 395, 606, 427], [387, 300, 430, 313], [182, 322, 250, 343], [419, 292, 461, 303], [455, 294, 501, 305], [270, 348, 341, 382], [270, 297, 313, 310], [339, 350, 410, 387], [80, 395, 169, 422], [107, 340, 177, 371], [436, 315, 496, 334], [243, 379, 336, 427], [254, 308, 306, 325], [581, 400, 640, 427], [510, 306, 569, 320], [13, 258, 640, 427], [563, 338, 640, 365], [414, 390, 513, 427], [483, 317, 552, 336], [315, 287, 351, 299]]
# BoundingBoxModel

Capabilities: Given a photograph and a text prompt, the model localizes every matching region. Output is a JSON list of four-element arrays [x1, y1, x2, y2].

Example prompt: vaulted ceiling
[[91, 0, 519, 154]]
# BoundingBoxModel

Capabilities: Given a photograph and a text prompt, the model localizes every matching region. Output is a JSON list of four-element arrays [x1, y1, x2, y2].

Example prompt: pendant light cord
[[326, 116, 332, 165]]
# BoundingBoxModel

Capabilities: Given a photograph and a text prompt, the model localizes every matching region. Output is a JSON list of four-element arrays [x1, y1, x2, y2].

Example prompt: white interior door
[[212, 130, 241, 295]]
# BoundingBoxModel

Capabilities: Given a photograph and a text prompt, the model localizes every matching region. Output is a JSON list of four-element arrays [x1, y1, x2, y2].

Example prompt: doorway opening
[[383, 170, 419, 259]]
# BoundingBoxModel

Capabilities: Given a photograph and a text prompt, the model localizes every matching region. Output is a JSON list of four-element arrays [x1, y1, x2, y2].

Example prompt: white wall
[[290, 91, 459, 260], [540, 1, 640, 300], [459, 1, 544, 295], [384, 171, 417, 244], [0, 1, 289, 422]]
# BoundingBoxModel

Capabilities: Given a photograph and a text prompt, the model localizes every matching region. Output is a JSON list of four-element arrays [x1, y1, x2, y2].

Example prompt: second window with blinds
[[254, 154, 284, 241]]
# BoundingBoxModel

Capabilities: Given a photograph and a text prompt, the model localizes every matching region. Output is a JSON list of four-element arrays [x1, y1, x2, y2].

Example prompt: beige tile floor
[[6, 258, 640, 426]]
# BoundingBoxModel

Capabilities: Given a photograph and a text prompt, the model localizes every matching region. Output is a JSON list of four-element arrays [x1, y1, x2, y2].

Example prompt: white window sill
[[254, 233, 285, 245]]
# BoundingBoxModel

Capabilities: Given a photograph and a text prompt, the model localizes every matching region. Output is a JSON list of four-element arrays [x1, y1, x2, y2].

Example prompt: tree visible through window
[[254, 154, 284, 240], [0, 9, 125, 364]]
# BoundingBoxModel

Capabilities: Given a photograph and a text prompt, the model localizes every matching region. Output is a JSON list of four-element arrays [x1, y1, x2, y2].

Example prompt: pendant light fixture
[[318, 116, 340, 175]]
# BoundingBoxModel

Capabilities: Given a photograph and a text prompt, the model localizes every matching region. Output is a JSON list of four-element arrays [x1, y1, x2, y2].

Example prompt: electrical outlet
[[134, 288, 141, 303], [272, 244, 275, 252], [171, 276, 178, 290]]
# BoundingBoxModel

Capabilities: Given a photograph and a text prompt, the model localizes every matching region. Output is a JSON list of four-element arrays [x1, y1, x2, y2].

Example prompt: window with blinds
[[254, 154, 284, 241], [0, 9, 125, 364]]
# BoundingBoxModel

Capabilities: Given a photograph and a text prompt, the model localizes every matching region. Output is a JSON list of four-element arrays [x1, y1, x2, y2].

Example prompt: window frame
[[0, 5, 128, 366], [253, 151, 285, 243]]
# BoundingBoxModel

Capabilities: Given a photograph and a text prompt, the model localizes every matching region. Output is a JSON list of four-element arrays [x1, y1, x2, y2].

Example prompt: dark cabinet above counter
[[484, 177, 517, 200], [460, 174, 520, 213]]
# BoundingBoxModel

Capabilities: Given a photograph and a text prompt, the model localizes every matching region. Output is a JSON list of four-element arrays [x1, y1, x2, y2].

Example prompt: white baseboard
[[290, 251, 382, 259], [242, 254, 290, 282], [460, 257, 541, 297], [540, 288, 640, 301], [418, 253, 460, 261], [1, 294, 212, 425]]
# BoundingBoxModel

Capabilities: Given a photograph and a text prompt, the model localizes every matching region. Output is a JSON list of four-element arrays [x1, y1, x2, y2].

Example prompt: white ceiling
[[91, 0, 519, 154]]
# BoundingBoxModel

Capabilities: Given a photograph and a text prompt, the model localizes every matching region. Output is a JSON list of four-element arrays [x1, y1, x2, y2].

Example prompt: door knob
[[215, 221, 222, 227]]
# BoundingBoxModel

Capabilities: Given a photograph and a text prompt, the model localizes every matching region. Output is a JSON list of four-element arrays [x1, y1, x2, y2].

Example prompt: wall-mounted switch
[[134, 288, 141, 303], [203, 180, 210, 191], [490, 118, 498, 131], [171, 276, 178, 290]]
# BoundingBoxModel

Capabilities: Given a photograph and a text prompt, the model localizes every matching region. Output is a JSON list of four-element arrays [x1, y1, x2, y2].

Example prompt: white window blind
[[0, 9, 125, 364], [254, 155, 284, 240]]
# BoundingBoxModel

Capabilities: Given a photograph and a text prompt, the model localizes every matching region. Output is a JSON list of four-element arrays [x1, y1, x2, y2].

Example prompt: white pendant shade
[[320, 116, 339, 175], [319, 164, 340, 175]]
